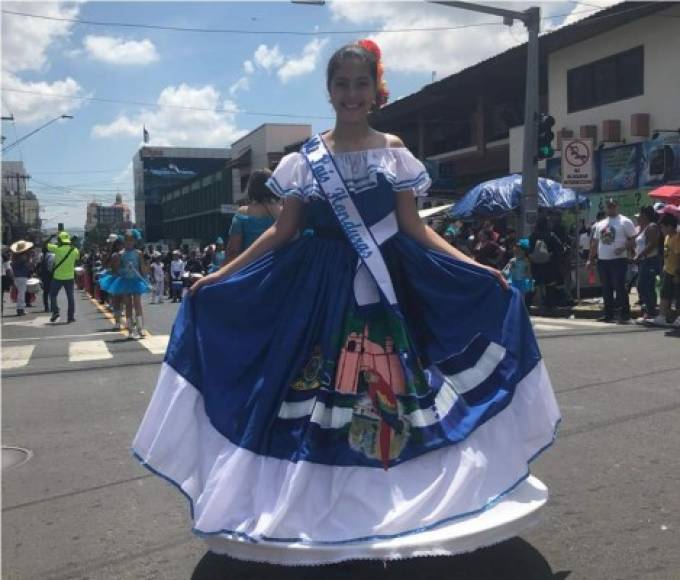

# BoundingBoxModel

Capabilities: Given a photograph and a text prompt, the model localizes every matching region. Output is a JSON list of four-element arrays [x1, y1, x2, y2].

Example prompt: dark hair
[[111, 239, 123, 253], [327, 44, 378, 89], [659, 213, 678, 229], [247, 169, 276, 204], [639, 206, 657, 224], [326, 43, 384, 111]]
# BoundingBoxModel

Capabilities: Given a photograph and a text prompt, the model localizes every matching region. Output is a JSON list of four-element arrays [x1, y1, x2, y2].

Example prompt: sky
[[1, 0, 617, 230]]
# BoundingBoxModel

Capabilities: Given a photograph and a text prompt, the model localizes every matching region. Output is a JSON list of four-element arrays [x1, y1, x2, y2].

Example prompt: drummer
[[169, 250, 185, 303], [9, 240, 34, 317]]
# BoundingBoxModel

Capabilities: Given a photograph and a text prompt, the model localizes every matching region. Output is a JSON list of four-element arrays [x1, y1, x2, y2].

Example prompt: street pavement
[[2, 288, 679, 580]]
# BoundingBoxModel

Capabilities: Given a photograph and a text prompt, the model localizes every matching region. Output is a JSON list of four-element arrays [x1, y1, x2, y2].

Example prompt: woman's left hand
[[481, 265, 510, 290]]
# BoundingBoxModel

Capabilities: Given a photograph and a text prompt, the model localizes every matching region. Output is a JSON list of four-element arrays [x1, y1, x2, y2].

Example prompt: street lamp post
[[2, 114, 74, 154]]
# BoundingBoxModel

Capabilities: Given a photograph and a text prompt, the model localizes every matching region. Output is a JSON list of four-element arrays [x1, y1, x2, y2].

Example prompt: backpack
[[530, 239, 552, 264]]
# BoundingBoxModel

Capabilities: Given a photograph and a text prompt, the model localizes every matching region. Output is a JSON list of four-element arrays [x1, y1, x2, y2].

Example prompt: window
[[567, 46, 643, 113]]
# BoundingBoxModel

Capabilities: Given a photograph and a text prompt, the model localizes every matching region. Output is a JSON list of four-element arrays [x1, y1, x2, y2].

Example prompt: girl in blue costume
[[98, 237, 124, 330], [133, 40, 560, 562], [225, 169, 281, 262], [107, 230, 150, 338]]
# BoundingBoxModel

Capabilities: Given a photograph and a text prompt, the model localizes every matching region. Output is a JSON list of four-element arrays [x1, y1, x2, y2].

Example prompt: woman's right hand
[[189, 273, 221, 296]]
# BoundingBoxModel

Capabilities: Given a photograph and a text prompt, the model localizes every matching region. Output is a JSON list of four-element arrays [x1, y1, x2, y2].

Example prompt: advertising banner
[[600, 144, 639, 192], [639, 134, 680, 186]]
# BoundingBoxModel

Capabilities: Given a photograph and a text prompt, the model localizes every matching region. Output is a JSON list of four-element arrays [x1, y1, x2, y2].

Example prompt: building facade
[[160, 165, 234, 247], [133, 146, 231, 241], [2, 161, 41, 243], [230, 124, 312, 202], [85, 194, 133, 233], [371, 1, 678, 218]]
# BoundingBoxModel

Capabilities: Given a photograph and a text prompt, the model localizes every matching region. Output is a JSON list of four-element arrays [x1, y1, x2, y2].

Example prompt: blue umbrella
[[450, 174, 589, 219]]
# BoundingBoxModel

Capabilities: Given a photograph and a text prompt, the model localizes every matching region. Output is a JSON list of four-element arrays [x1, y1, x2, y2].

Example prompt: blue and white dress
[[105, 249, 150, 295], [133, 144, 560, 556]]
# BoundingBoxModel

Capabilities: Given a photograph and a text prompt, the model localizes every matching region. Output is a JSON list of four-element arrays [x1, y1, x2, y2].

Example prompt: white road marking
[[534, 323, 570, 331], [2, 315, 52, 328], [68, 340, 113, 362], [531, 317, 603, 328], [2, 345, 35, 369], [139, 335, 169, 355], [2, 332, 114, 343]]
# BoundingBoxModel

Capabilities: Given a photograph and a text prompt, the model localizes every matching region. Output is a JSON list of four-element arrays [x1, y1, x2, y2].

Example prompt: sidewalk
[[529, 288, 642, 319]]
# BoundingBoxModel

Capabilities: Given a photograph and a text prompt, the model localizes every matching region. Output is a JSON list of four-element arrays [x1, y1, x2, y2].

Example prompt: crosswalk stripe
[[531, 317, 602, 328], [68, 340, 113, 362], [2, 345, 36, 369], [534, 323, 570, 331], [139, 335, 169, 355]]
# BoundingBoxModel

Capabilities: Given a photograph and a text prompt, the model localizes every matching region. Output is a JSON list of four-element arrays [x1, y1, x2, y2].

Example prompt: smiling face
[[328, 57, 377, 124]]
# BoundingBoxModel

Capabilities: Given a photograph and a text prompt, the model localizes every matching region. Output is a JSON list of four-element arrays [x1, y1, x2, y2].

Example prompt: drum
[[26, 278, 42, 294], [74, 266, 85, 275]]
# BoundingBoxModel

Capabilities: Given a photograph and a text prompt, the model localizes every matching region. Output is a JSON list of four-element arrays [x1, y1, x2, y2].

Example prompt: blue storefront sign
[[639, 136, 680, 186], [600, 144, 638, 192]]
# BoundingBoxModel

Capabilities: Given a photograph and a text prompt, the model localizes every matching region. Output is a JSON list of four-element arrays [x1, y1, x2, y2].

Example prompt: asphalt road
[[2, 288, 679, 580]]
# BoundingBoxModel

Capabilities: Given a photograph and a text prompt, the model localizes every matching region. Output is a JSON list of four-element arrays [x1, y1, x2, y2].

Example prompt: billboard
[[600, 144, 639, 192], [639, 135, 680, 187]]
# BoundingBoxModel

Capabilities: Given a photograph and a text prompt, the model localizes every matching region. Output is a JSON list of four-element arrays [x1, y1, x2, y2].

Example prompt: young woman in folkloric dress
[[133, 40, 560, 564]]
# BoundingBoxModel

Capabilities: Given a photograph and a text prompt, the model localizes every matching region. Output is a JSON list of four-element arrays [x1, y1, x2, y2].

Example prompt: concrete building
[[230, 124, 312, 202], [372, 1, 678, 217], [159, 164, 234, 247], [133, 146, 231, 241], [2, 161, 41, 243], [84, 194, 132, 233]]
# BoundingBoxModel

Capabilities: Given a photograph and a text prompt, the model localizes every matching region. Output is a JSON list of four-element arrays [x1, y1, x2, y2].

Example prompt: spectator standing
[[529, 218, 564, 309], [150, 255, 165, 304], [9, 240, 34, 316], [48, 231, 80, 323], [36, 241, 55, 312], [587, 198, 636, 323], [633, 206, 662, 323], [650, 213, 680, 327], [170, 251, 185, 303], [2, 248, 13, 314]]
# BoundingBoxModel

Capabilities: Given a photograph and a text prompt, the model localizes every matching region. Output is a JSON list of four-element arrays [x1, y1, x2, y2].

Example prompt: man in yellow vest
[[47, 231, 80, 323]]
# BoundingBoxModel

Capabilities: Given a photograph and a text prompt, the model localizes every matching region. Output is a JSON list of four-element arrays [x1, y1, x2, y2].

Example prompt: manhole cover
[[2, 446, 32, 471]]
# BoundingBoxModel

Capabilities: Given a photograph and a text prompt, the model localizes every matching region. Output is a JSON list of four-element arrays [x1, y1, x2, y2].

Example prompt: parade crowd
[[2, 187, 679, 332]]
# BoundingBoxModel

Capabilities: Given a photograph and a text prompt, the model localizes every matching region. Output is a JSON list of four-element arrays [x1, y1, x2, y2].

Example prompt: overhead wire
[[2, 8, 604, 35]]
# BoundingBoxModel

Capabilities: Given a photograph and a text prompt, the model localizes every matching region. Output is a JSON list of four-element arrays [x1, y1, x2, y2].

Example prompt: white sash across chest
[[301, 135, 400, 308]]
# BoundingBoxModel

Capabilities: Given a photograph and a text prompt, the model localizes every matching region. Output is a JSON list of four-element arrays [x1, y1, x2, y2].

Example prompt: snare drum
[[26, 277, 42, 294]]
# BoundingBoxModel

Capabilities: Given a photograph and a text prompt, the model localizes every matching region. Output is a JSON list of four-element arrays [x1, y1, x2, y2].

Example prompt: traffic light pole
[[433, 2, 541, 238], [519, 7, 540, 238]]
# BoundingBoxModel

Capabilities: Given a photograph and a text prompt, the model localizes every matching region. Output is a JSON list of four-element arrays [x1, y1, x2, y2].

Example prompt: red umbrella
[[648, 185, 680, 204]]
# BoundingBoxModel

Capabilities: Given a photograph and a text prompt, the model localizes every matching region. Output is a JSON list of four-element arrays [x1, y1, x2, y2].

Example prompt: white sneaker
[[673, 317, 680, 328], [651, 315, 671, 327]]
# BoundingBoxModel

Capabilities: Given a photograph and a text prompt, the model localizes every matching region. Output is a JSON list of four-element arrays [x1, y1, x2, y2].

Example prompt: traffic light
[[537, 114, 555, 160]]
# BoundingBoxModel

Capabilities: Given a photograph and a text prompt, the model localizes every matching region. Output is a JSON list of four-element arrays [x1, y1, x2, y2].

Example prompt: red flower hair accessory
[[357, 39, 389, 108]]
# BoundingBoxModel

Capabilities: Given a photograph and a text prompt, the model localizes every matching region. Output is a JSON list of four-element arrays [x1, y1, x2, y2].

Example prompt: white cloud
[[1, 72, 86, 124], [278, 38, 329, 83], [329, 2, 525, 77], [1, 1, 86, 124], [83, 35, 159, 66], [254, 44, 285, 72], [91, 83, 246, 147], [229, 76, 250, 96], [243, 60, 255, 75], [1, 1, 80, 73], [328, 2, 611, 79]]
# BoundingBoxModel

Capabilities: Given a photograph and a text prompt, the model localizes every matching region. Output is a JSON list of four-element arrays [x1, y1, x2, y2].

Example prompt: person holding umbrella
[[9, 240, 34, 316]]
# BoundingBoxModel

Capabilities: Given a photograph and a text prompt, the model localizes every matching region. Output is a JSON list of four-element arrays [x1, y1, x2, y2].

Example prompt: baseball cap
[[58, 231, 71, 243]]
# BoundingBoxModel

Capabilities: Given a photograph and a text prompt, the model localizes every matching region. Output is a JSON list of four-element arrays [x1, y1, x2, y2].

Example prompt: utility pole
[[432, 2, 541, 238], [294, 0, 543, 237]]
